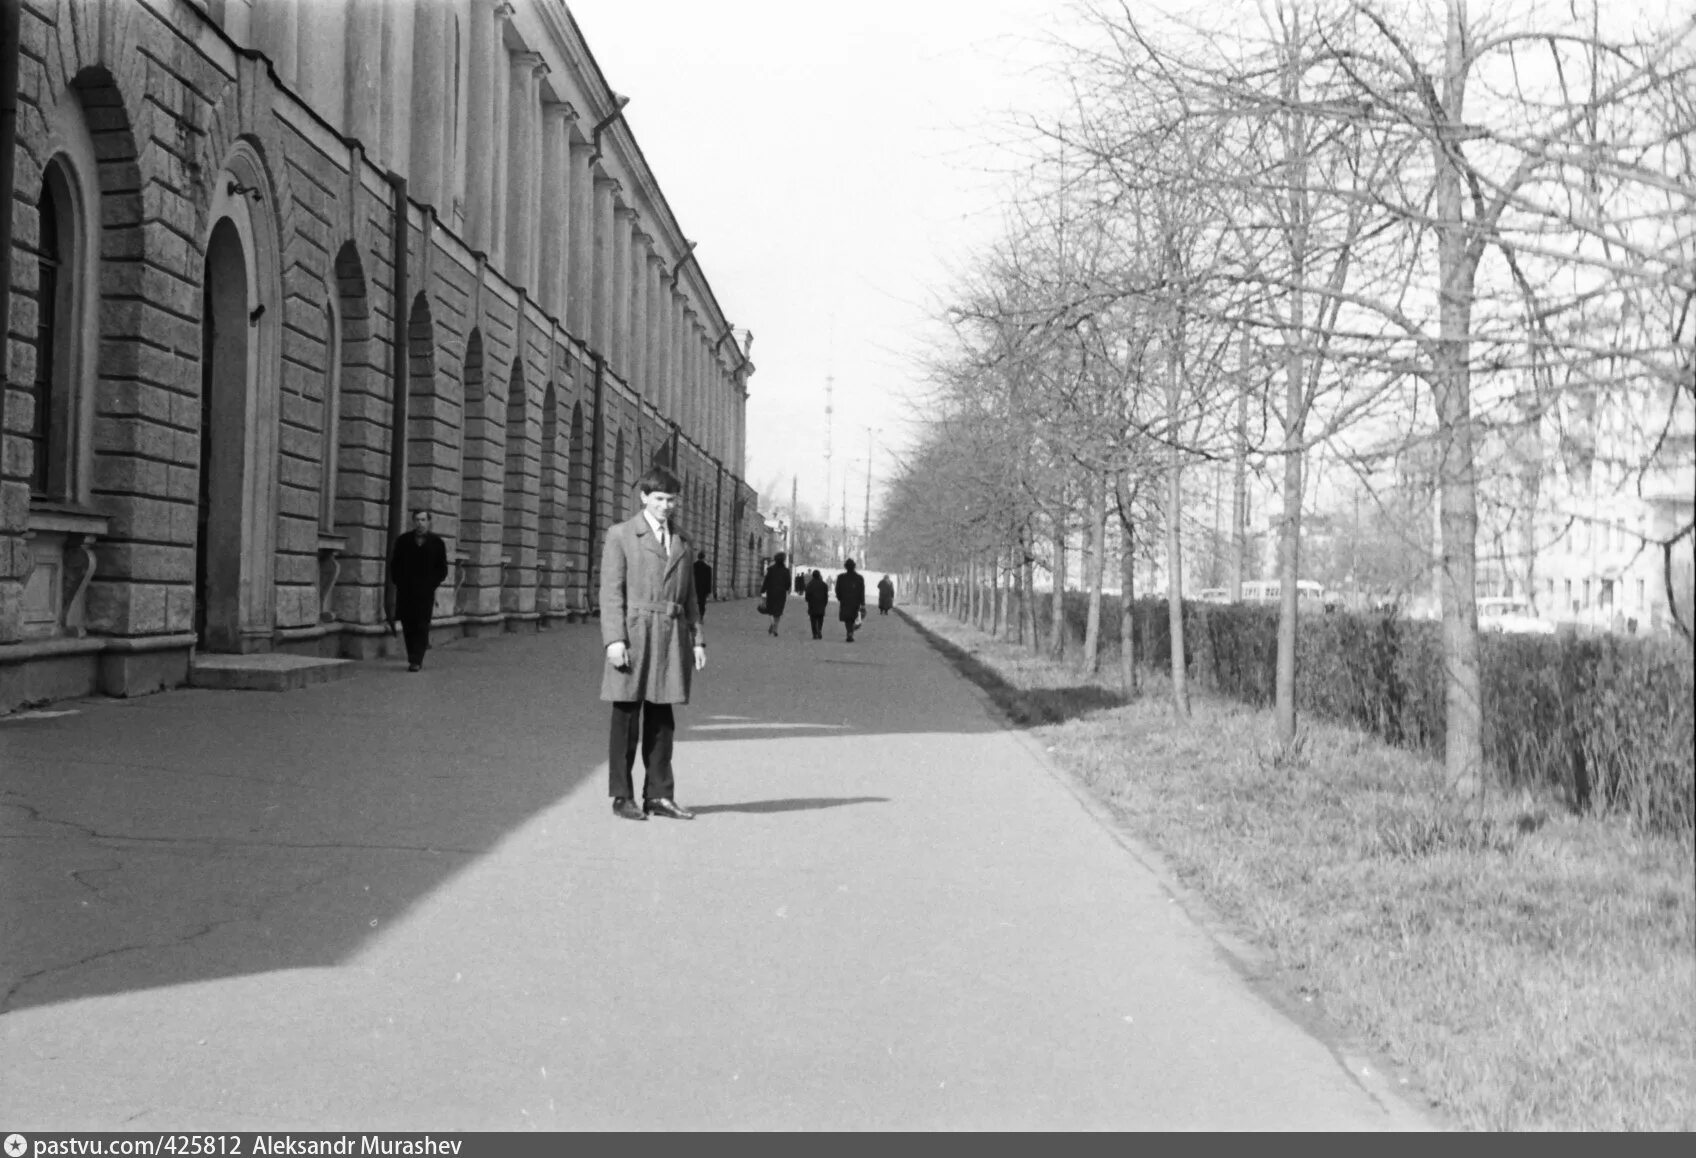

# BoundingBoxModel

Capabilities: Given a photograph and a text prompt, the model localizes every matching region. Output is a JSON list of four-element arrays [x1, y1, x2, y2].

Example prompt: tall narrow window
[[31, 165, 80, 502], [319, 300, 342, 531], [29, 185, 61, 496]]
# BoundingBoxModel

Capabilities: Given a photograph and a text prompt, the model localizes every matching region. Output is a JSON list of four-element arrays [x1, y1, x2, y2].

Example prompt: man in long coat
[[692, 550, 714, 619], [835, 558, 867, 643], [600, 466, 706, 821], [761, 552, 792, 637], [389, 509, 449, 672]]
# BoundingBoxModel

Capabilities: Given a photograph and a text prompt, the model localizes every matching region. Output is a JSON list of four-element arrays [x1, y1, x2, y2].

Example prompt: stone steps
[[188, 653, 356, 692]]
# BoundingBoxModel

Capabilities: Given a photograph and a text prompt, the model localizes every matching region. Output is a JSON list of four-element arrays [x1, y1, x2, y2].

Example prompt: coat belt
[[628, 600, 685, 618]]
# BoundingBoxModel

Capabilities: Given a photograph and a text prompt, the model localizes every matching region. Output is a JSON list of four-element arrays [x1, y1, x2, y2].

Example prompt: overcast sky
[[565, 0, 1083, 531]]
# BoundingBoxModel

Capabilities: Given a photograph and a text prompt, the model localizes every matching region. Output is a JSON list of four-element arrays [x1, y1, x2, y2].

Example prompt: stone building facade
[[0, 0, 761, 711]]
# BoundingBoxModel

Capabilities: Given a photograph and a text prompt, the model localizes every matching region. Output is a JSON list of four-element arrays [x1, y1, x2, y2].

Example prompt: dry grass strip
[[904, 605, 1696, 1131]]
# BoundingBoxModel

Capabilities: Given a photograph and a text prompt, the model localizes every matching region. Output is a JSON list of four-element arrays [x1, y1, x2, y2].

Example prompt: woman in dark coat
[[877, 574, 895, 614], [761, 552, 792, 637], [834, 558, 867, 642], [804, 570, 830, 639]]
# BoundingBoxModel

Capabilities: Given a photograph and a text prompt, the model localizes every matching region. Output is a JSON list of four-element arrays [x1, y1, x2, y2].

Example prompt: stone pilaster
[[541, 103, 576, 319], [487, 9, 518, 269], [647, 251, 669, 418], [590, 174, 618, 356], [464, 0, 511, 255], [568, 136, 594, 339], [611, 202, 635, 380], [629, 229, 652, 399], [407, 0, 452, 213], [505, 52, 546, 291], [345, 0, 385, 156]]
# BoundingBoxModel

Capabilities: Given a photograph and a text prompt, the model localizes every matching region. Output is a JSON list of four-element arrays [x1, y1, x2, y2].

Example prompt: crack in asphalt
[[0, 831, 484, 856], [0, 841, 396, 1015], [0, 754, 324, 788]]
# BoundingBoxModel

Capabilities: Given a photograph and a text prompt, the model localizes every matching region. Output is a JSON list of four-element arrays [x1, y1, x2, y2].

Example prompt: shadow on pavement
[[900, 611, 1129, 727], [0, 629, 613, 1016], [0, 607, 986, 1016], [689, 796, 891, 815]]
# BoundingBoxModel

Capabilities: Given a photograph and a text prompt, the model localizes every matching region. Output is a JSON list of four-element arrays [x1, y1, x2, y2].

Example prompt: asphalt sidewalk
[[0, 601, 1437, 1130]]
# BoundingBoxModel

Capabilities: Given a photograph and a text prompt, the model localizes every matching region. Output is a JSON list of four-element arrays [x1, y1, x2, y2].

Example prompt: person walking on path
[[599, 466, 706, 822], [804, 569, 831, 640], [692, 550, 713, 620], [761, 552, 792, 637], [835, 558, 867, 642], [877, 574, 895, 615], [389, 509, 449, 672]]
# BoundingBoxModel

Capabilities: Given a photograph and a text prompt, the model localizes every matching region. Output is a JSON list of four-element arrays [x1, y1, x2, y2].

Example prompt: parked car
[[1196, 588, 1230, 604], [1477, 596, 1557, 635]]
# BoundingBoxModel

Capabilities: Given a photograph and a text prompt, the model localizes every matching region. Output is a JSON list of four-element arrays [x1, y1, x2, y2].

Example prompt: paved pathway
[[0, 602, 1435, 1130]]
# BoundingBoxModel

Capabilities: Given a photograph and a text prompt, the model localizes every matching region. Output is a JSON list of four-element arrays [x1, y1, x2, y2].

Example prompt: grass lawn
[[903, 604, 1696, 1131]]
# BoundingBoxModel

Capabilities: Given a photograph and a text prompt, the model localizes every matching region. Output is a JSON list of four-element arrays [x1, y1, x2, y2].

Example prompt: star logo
[[4, 1135, 27, 1158]]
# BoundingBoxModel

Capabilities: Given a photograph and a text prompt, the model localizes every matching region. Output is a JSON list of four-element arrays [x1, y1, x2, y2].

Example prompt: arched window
[[31, 164, 78, 501], [319, 299, 342, 531]]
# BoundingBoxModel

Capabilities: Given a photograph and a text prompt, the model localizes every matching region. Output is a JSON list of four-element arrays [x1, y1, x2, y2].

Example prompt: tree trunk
[[1231, 365, 1248, 600], [1434, 0, 1485, 795], [1274, 17, 1309, 748], [1167, 446, 1191, 717], [1048, 514, 1067, 660], [1020, 523, 1038, 650], [1120, 511, 1138, 697], [995, 552, 1009, 640], [1084, 472, 1108, 675]]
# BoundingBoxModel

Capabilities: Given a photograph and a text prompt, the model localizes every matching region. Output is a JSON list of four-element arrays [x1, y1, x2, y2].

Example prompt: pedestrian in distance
[[794, 570, 806, 595], [804, 569, 830, 640], [599, 466, 706, 822], [877, 574, 895, 615], [692, 549, 713, 620], [389, 509, 449, 672], [835, 558, 867, 642], [761, 551, 792, 637]]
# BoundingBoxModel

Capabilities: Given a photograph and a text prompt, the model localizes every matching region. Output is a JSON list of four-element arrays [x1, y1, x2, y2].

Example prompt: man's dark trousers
[[608, 701, 675, 801], [398, 603, 432, 666]]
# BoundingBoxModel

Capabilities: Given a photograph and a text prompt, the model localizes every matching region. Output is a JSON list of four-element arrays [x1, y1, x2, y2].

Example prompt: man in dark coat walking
[[761, 552, 792, 637], [835, 558, 867, 642], [804, 569, 830, 639], [600, 466, 706, 822], [692, 550, 714, 619], [389, 509, 449, 672]]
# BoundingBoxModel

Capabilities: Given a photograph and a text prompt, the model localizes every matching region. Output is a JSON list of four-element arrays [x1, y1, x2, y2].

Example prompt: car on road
[[1477, 596, 1557, 635]]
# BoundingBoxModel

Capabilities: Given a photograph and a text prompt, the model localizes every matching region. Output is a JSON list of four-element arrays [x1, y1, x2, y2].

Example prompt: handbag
[[757, 593, 769, 614]]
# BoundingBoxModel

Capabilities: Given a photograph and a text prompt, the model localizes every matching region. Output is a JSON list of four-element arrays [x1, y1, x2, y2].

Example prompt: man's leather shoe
[[612, 797, 648, 821], [644, 798, 695, 820]]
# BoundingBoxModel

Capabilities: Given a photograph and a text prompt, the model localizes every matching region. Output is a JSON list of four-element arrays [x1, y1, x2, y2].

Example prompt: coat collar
[[633, 514, 686, 573]]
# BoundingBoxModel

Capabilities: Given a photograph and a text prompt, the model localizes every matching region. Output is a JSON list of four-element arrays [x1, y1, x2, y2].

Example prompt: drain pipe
[[0, 0, 20, 454], [712, 458, 723, 600], [382, 172, 410, 622], [589, 351, 605, 612]]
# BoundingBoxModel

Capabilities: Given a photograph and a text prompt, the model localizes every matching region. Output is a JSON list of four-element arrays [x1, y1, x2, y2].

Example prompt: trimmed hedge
[[1004, 588, 1694, 833]]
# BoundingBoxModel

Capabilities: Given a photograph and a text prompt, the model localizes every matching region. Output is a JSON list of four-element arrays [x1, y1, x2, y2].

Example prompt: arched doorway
[[566, 402, 590, 611], [192, 144, 281, 653], [196, 218, 249, 650], [537, 387, 565, 613]]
